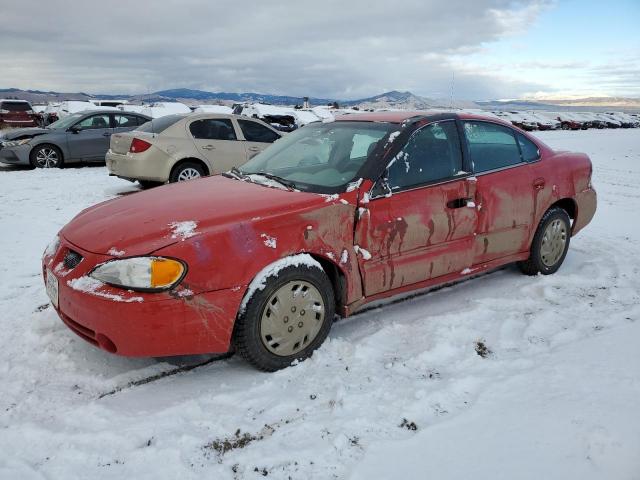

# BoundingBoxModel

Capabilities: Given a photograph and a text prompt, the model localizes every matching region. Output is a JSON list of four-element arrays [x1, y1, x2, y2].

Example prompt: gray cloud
[[0, 0, 552, 99]]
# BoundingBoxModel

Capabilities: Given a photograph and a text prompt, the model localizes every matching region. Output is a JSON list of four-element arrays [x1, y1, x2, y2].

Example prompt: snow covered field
[[0, 129, 639, 479]]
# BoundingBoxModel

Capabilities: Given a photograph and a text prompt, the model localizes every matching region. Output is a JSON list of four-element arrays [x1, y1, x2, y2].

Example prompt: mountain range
[[1, 87, 638, 112]]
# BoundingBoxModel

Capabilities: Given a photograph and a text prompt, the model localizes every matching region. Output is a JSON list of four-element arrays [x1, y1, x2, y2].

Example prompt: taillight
[[130, 138, 152, 153]]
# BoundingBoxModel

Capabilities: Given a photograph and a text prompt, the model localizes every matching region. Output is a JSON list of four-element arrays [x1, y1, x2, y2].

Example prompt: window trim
[[369, 119, 469, 199]]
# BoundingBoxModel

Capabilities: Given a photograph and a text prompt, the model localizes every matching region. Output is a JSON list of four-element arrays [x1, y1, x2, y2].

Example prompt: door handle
[[102, 132, 111, 137], [446, 197, 472, 209], [248, 146, 260, 152], [202, 145, 216, 150], [533, 177, 545, 190]]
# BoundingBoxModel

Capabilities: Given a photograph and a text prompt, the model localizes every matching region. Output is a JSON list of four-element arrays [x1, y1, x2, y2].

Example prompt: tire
[[30, 144, 63, 168], [138, 180, 164, 189], [234, 263, 335, 371], [169, 161, 205, 183], [518, 206, 571, 276]]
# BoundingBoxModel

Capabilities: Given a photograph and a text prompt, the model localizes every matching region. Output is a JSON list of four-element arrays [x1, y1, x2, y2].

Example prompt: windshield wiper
[[250, 172, 297, 191], [222, 166, 249, 181]]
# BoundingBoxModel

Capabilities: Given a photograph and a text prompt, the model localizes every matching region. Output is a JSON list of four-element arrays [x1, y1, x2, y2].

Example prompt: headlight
[[43, 234, 60, 259], [89, 257, 186, 291], [2, 138, 32, 148]]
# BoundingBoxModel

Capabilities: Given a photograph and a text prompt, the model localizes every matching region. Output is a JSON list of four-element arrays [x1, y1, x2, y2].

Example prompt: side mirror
[[68, 125, 81, 134], [370, 170, 392, 198]]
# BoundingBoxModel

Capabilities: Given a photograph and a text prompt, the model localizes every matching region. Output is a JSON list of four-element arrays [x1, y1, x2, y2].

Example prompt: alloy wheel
[[35, 148, 59, 168]]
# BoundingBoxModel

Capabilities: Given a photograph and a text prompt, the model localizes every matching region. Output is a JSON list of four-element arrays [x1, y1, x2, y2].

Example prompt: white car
[[106, 113, 282, 188]]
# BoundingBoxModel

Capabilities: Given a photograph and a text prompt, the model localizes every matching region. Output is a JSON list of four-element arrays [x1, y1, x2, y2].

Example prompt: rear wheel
[[30, 144, 63, 168], [234, 263, 335, 371], [169, 161, 205, 183], [518, 206, 571, 276]]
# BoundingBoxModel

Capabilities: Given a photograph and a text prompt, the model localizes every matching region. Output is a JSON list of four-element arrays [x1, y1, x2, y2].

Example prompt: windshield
[[47, 113, 85, 130], [240, 121, 394, 192]]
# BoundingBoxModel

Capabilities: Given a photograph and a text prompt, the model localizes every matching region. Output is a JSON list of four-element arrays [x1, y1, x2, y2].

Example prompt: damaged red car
[[42, 111, 597, 371]]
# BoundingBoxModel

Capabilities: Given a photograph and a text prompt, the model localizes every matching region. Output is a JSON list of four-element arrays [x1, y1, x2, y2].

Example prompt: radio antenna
[[449, 71, 455, 109]]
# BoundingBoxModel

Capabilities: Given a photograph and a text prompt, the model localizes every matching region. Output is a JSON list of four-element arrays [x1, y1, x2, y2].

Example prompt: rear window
[[1, 101, 32, 112], [136, 114, 185, 134]]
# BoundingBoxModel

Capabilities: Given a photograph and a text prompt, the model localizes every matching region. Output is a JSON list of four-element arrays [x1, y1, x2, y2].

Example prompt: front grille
[[63, 250, 83, 269]]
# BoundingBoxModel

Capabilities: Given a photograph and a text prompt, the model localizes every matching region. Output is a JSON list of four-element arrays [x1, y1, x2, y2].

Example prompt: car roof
[[333, 110, 514, 127]]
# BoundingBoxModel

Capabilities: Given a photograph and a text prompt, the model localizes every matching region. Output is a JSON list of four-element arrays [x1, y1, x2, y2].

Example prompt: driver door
[[354, 121, 479, 296], [67, 113, 113, 161]]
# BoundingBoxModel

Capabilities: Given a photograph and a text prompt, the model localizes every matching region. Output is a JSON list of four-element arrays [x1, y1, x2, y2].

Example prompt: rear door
[[461, 121, 535, 264], [188, 117, 246, 173], [237, 119, 281, 159], [354, 120, 478, 296], [67, 113, 113, 161]]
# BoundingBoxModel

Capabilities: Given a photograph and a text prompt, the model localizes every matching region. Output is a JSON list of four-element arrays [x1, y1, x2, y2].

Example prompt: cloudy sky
[[0, 0, 638, 100]]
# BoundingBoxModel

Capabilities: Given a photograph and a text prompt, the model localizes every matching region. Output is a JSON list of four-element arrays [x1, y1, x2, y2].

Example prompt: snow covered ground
[[0, 129, 639, 479]]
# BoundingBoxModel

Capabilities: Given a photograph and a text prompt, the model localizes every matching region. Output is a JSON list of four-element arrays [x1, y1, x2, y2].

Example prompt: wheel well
[[549, 198, 576, 220], [308, 254, 348, 315], [171, 158, 210, 176]]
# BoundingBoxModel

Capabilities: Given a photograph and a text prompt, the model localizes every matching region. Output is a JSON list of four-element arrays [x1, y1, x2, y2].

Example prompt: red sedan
[[42, 111, 597, 371]]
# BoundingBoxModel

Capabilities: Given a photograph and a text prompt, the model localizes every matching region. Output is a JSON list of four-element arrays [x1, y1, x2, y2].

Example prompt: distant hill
[[1, 87, 638, 112]]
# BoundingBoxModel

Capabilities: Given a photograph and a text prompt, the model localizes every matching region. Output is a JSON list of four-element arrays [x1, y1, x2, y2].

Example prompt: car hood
[[61, 176, 335, 256], [2, 127, 52, 141]]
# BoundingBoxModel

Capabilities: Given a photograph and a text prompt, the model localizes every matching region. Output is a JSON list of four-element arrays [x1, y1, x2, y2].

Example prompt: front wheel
[[169, 161, 205, 183], [234, 262, 335, 371], [30, 144, 63, 168], [518, 207, 571, 276]]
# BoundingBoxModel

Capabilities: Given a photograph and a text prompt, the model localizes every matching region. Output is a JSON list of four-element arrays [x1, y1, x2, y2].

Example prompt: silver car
[[0, 110, 150, 168]]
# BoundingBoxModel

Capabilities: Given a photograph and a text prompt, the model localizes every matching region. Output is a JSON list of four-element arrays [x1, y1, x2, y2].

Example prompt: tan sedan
[[106, 113, 282, 187]]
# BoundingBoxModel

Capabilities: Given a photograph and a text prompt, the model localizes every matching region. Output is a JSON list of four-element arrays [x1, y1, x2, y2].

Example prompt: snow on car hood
[[61, 176, 331, 256]]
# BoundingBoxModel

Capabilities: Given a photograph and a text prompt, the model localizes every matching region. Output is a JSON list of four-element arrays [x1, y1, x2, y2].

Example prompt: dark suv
[[0, 100, 37, 128]]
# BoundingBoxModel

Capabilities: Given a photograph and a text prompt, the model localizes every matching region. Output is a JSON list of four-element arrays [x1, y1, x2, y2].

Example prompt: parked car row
[[492, 110, 640, 131]]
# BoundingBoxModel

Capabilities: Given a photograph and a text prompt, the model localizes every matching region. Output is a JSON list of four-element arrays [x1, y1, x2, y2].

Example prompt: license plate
[[46, 268, 59, 308]]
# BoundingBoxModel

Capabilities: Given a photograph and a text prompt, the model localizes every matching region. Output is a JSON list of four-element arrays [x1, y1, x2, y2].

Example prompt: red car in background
[[0, 99, 37, 128], [42, 112, 596, 371]]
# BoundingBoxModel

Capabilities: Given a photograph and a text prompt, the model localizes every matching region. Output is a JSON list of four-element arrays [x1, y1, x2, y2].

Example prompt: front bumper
[[106, 149, 171, 183], [43, 238, 244, 357], [0, 144, 30, 165]]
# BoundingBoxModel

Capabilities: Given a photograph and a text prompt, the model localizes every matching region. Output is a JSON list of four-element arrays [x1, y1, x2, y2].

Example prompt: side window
[[517, 133, 540, 162], [238, 119, 280, 143], [463, 121, 522, 173], [189, 119, 237, 140], [387, 121, 463, 191], [75, 114, 110, 130], [114, 114, 140, 128]]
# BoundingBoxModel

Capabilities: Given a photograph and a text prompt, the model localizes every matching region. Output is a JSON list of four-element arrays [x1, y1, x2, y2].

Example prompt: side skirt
[[341, 251, 530, 317]]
